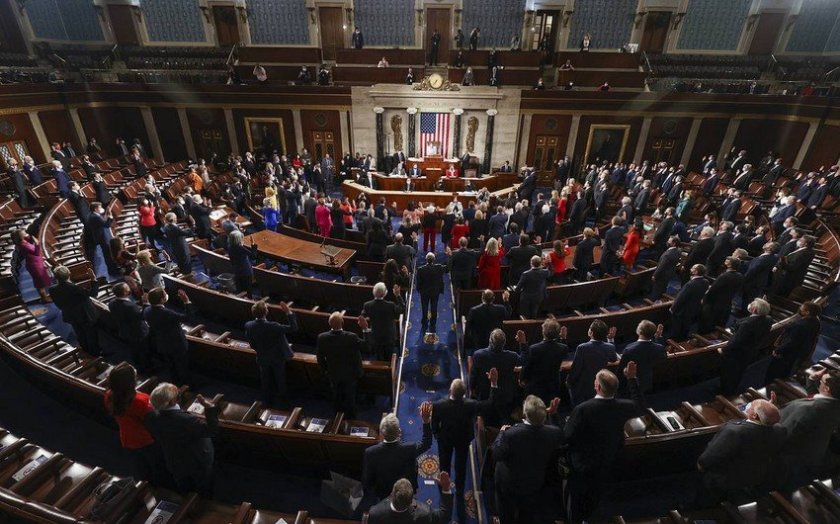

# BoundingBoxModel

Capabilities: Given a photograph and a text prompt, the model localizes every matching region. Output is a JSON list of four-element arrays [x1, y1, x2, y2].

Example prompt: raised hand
[[502, 290, 510, 302], [438, 471, 452, 492], [623, 361, 637, 380], [515, 330, 527, 345], [486, 367, 498, 387], [655, 323, 665, 338], [278, 301, 291, 314], [358, 315, 369, 330], [420, 401, 433, 424], [547, 397, 561, 414], [177, 289, 190, 303]]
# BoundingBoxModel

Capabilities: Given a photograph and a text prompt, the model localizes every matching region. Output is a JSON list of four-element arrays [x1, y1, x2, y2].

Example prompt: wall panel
[[301, 110, 342, 162], [38, 110, 78, 148], [568, 0, 636, 50], [353, 0, 414, 47], [802, 125, 840, 171], [676, 0, 750, 51], [248, 0, 310, 45], [0, 113, 43, 163], [688, 118, 728, 170], [141, 0, 205, 43], [525, 114, 572, 167], [786, 0, 840, 53], [462, 0, 527, 49], [78, 107, 149, 158], [732, 119, 808, 167], [642, 117, 693, 165], [152, 108, 187, 162]]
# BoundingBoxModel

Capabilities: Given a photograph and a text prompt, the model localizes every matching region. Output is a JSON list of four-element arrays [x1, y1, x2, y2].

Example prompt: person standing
[[448, 237, 480, 290], [469, 27, 480, 50], [50, 265, 101, 356], [567, 320, 619, 405], [698, 256, 743, 333], [144, 288, 194, 386], [104, 363, 163, 482], [477, 238, 504, 290], [719, 298, 773, 396], [109, 283, 152, 372], [416, 252, 448, 332], [368, 476, 453, 523], [145, 383, 218, 497], [429, 29, 441, 66], [362, 282, 405, 361], [12, 230, 52, 303], [507, 234, 540, 286], [516, 255, 550, 319], [764, 302, 821, 384], [245, 300, 298, 407], [162, 212, 195, 274], [669, 264, 709, 340], [352, 27, 364, 49], [618, 320, 666, 393], [363, 403, 433, 500], [316, 312, 368, 418], [517, 320, 569, 403], [470, 329, 521, 425], [6, 159, 30, 207]]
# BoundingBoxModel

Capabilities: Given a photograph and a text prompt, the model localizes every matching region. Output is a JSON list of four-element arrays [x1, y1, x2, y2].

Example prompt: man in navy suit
[[470, 329, 522, 424], [316, 312, 367, 418], [363, 402, 433, 500], [493, 393, 563, 524], [408, 163, 422, 178], [145, 384, 219, 497], [772, 235, 815, 296], [650, 235, 681, 299], [465, 289, 511, 349], [245, 300, 298, 407], [702, 155, 717, 174], [109, 283, 151, 372], [669, 264, 709, 340], [600, 217, 626, 276], [50, 160, 71, 197], [720, 189, 742, 223], [741, 242, 778, 313], [572, 227, 601, 281], [516, 255, 550, 319], [22, 156, 43, 185], [618, 320, 666, 393], [702, 168, 720, 196], [448, 237, 480, 290], [416, 252, 448, 330], [145, 287, 194, 385], [517, 319, 569, 403], [807, 177, 830, 209], [705, 222, 734, 277], [699, 256, 743, 333], [564, 362, 645, 521], [367, 475, 453, 523], [567, 320, 619, 405], [517, 169, 537, 203], [719, 298, 774, 395], [770, 196, 796, 235], [87, 201, 119, 274], [50, 265, 101, 356], [499, 160, 513, 173]]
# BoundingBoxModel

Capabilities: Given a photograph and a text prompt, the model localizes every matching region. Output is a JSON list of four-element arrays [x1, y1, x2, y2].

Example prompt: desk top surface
[[246, 230, 356, 270]]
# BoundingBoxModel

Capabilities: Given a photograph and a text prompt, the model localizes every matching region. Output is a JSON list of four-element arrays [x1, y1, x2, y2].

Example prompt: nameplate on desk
[[12, 455, 47, 482], [143, 500, 179, 524], [187, 401, 205, 415], [350, 426, 369, 437], [265, 415, 287, 429], [307, 418, 329, 433]]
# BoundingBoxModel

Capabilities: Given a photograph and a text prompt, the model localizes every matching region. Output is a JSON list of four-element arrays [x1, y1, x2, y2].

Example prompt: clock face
[[429, 73, 444, 89]]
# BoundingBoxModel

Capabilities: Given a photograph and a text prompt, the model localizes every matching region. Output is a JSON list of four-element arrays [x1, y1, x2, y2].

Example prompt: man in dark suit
[[762, 159, 785, 188], [633, 180, 651, 216], [518, 169, 537, 203], [572, 227, 601, 282], [487, 206, 508, 239], [699, 256, 743, 333], [432, 371, 498, 522], [245, 300, 297, 407], [777, 370, 840, 489], [6, 159, 30, 208], [416, 252, 447, 331], [564, 362, 645, 522], [448, 237, 480, 290], [567, 320, 619, 405], [652, 208, 676, 255], [731, 165, 754, 191], [493, 394, 563, 524], [568, 190, 588, 236], [807, 177, 830, 209], [772, 235, 815, 296], [460, 151, 471, 174], [618, 321, 665, 393], [600, 217, 626, 276], [368, 475, 453, 524], [705, 222, 734, 276], [770, 196, 796, 235], [669, 264, 709, 340], [465, 289, 511, 350], [507, 234, 540, 285], [719, 298, 774, 395], [316, 312, 367, 418], [352, 27, 364, 49], [50, 265, 101, 356], [741, 242, 778, 313], [189, 195, 214, 241], [109, 283, 151, 372], [87, 202, 119, 274], [50, 160, 71, 198], [516, 255, 550, 319], [145, 383, 218, 497], [408, 163, 422, 179], [650, 235, 681, 299], [702, 155, 717, 174], [51, 143, 70, 169], [470, 329, 521, 424], [720, 189, 742, 223], [362, 282, 405, 360], [385, 233, 416, 269], [697, 399, 785, 503], [500, 160, 513, 173], [363, 402, 433, 500], [702, 168, 720, 197], [682, 226, 715, 281], [22, 156, 43, 186], [518, 319, 569, 403], [145, 287, 194, 385]]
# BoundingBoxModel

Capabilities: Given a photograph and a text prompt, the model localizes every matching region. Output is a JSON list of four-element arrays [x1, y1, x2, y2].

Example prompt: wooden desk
[[343, 181, 520, 211], [371, 173, 512, 192], [210, 206, 251, 234], [406, 156, 460, 173], [245, 230, 355, 280]]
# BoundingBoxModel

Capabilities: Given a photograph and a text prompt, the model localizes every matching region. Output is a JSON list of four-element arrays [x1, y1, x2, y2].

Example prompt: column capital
[[452, 108, 464, 116], [406, 107, 418, 115], [486, 109, 498, 117]]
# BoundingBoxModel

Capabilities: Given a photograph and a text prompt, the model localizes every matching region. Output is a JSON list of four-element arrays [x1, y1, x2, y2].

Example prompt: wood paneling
[[689, 118, 728, 170], [426, 9, 451, 64], [38, 110, 79, 149], [107, 5, 140, 46], [78, 107, 149, 158], [233, 109, 296, 156], [0, 113, 42, 163], [642, 117, 693, 165], [640, 12, 671, 54], [213, 6, 240, 46], [152, 108, 187, 162], [733, 119, 808, 167], [575, 116, 643, 165], [301, 109, 341, 161], [319, 7, 344, 61], [748, 12, 785, 55], [525, 114, 572, 167], [802, 124, 840, 171], [186, 108, 228, 160]]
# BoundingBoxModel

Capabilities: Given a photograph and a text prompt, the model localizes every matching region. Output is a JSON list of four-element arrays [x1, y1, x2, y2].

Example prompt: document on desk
[[265, 415, 287, 429], [307, 418, 329, 433], [143, 500, 179, 524]]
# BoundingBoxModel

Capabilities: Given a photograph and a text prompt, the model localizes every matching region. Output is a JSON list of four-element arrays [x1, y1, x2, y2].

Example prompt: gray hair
[[379, 413, 401, 442], [522, 395, 547, 426], [229, 230, 244, 247], [373, 282, 387, 299], [54, 265, 71, 282], [749, 298, 771, 316], [150, 382, 179, 410], [425, 252, 435, 263], [165, 212, 177, 224], [489, 328, 506, 349], [701, 226, 715, 238]]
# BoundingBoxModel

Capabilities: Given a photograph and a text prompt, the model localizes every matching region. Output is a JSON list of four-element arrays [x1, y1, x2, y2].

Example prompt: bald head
[[747, 399, 780, 426]]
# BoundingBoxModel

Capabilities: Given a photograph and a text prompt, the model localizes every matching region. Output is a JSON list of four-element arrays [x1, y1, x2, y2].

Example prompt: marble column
[[177, 108, 196, 160], [482, 109, 497, 174], [141, 107, 165, 162], [407, 107, 417, 157], [223, 109, 239, 156], [374, 107, 385, 169], [681, 118, 703, 167], [793, 121, 820, 170], [452, 108, 464, 158], [68, 108, 87, 149], [717, 117, 742, 164], [27, 112, 51, 162]]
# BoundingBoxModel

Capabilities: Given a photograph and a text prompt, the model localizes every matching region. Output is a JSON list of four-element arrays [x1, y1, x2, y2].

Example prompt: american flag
[[420, 112, 450, 157]]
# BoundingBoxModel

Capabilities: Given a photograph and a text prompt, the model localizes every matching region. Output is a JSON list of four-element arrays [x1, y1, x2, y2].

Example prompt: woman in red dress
[[450, 216, 470, 249], [104, 363, 161, 481], [546, 239, 570, 284], [477, 237, 504, 289], [622, 221, 642, 270]]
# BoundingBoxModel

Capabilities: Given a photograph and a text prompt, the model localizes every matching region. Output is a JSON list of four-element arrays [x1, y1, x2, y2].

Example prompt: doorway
[[213, 6, 240, 46], [639, 11, 671, 54], [649, 137, 678, 165], [311, 130, 339, 162], [425, 8, 451, 65], [529, 10, 559, 51], [196, 128, 225, 160], [748, 12, 785, 55], [533, 135, 560, 184], [319, 7, 344, 61], [107, 5, 140, 45]]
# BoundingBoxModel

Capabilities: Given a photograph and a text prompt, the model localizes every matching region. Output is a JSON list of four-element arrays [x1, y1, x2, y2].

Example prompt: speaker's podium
[[408, 143, 458, 179]]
